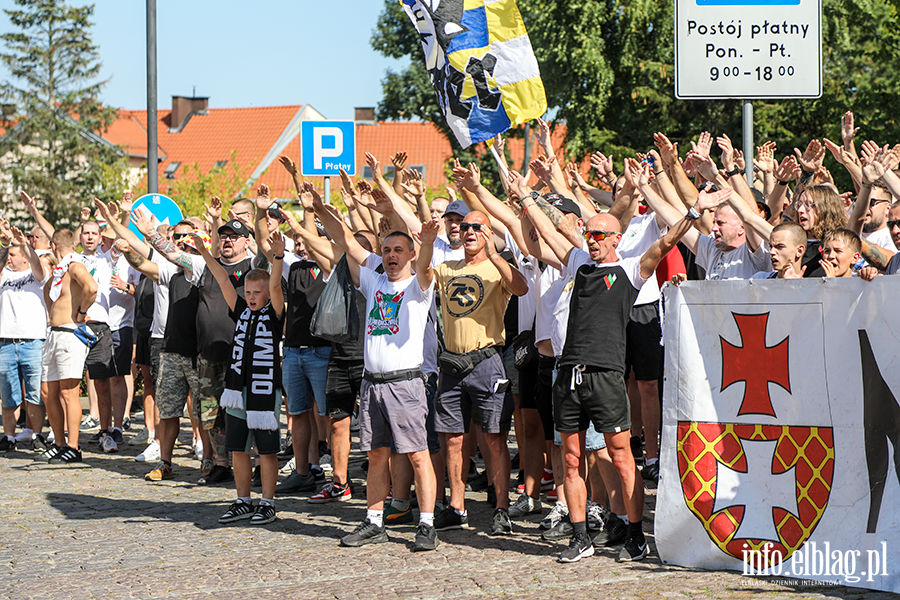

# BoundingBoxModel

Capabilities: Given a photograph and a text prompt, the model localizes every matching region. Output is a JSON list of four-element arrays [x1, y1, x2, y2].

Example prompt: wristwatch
[[685, 206, 702, 221], [724, 166, 742, 179]]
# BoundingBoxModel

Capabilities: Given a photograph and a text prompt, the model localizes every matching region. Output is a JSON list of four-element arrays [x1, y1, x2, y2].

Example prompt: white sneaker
[[192, 438, 203, 459], [101, 433, 119, 453], [280, 456, 296, 474], [135, 440, 161, 462], [540, 501, 569, 530], [47, 430, 55, 444], [14, 428, 34, 443]]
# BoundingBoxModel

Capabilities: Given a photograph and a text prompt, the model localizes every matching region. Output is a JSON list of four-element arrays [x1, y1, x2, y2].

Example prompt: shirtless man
[[40, 228, 98, 463]]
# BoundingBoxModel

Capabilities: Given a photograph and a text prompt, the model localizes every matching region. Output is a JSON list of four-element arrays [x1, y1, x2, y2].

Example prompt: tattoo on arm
[[147, 231, 179, 256], [175, 254, 195, 273], [123, 249, 146, 269], [861, 240, 894, 271], [534, 198, 580, 243]]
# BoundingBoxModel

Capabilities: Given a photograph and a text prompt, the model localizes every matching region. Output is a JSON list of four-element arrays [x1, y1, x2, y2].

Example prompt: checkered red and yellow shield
[[677, 422, 834, 567]]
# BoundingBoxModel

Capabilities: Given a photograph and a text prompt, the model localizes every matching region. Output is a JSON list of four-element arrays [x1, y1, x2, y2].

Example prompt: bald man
[[517, 174, 700, 563], [432, 210, 528, 536]]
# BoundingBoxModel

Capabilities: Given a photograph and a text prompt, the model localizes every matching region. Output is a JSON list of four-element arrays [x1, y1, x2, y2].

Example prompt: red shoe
[[541, 469, 555, 493], [308, 482, 352, 503], [545, 488, 558, 502]]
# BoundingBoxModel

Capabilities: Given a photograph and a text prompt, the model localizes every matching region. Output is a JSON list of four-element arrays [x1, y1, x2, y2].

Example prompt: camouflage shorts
[[197, 356, 227, 430], [156, 352, 202, 420]]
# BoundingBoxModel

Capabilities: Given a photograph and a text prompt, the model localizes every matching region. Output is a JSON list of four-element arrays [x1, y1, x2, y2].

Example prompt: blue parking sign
[[301, 120, 356, 176], [128, 193, 183, 237]]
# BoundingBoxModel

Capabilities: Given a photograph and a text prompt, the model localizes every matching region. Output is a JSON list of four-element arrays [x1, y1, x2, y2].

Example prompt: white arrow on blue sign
[[301, 120, 356, 177]]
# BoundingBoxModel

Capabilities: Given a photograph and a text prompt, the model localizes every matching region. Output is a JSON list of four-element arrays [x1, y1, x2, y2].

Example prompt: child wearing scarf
[[191, 231, 286, 525]]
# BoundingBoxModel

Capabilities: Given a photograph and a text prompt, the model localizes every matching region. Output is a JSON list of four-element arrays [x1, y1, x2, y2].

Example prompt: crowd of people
[[1, 112, 897, 563]]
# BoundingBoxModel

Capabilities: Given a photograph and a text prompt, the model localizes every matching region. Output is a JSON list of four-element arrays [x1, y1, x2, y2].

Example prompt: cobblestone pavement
[[0, 415, 884, 600]]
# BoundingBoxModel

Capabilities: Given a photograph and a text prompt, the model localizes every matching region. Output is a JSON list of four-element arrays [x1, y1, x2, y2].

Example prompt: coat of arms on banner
[[676, 311, 834, 568]]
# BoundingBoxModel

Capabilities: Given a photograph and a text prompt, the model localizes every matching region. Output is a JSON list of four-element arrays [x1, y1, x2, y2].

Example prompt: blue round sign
[[128, 193, 184, 237]]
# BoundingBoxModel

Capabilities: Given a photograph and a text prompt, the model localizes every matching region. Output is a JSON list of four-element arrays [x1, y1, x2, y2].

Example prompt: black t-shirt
[[284, 258, 329, 348], [560, 252, 644, 371], [229, 296, 284, 387], [162, 269, 200, 357], [196, 255, 263, 363], [801, 241, 825, 278], [329, 290, 367, 362]]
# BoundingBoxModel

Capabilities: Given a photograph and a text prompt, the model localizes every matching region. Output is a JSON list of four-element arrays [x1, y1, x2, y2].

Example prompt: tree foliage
[[372, 0, 900, 192], [0, 0, 121, 226]]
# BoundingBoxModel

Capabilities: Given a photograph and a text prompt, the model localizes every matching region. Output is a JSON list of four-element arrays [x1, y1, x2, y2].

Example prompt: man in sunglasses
[[514, 171, 697, 563], [432, 210, 529, 536]]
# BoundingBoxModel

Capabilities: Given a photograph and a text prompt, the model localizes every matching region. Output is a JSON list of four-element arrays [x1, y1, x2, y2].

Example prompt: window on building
[[213, 160, 227, 169], [164, 162, 181, 179]]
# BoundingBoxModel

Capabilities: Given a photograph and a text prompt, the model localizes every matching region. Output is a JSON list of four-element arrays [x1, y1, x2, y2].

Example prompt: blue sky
[[0, 0, 411, 119]]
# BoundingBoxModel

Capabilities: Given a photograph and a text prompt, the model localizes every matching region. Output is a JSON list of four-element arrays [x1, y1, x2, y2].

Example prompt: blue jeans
[[551, 364, 606, 450], [0, 339, 43, 409], [282, 346, 331, 416]]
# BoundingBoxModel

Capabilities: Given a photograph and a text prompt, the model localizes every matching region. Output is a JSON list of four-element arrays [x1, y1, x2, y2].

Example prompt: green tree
[[372, 0, 900, 193], [0, 0, 120, 227]]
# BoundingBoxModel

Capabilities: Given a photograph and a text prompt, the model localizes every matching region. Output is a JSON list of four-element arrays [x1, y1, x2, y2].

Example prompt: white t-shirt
[[107, 254, 140, 330], [505, 231, 538, 333], [0, 267, 49, 339], [431, 237, 464, 267], [150, 254, 179, 339], [358, 266, 434, 374], [76, 250, 113, 323], [617, 212, 663, 306], [864, 227, 897, 253], [695, 235, 772, 280]]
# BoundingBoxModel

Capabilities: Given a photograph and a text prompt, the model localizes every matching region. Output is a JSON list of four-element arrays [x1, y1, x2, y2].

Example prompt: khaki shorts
[[156, 352, 202, 420], [42, 326, 89, 382]]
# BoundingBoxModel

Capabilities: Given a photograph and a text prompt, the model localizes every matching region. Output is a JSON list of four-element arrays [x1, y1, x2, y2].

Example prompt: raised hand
[[0, 218, 11, 245], [367, 189, 394, 215], [782, 263, 806, 279], [716, 133, 736, 170], [278, 155, 298, 175], [390, 151, 408, 171], [111, 273, 127, 292], [120, 190, 134, 213], [270, 230, 286, 256], [445, 186, 458, 203], [452, 162, 480, 192], [10, 226, 27, 246], [298, 182, 316, 211], [691, 131, 713, 161], [339, 167, 354, 194], [507, 170, 531, 200], [278, 207, 300, 231], [401, 168, 426, 197], [205, 196, 223, 220], [695, 187, 733, 213], [564, 162, 583, 190], [753, 141, 777, 173], [822, 138, 851, 165], [841, 111, 859, 146], [590, 151, 615, 181], [623, 157, 648, 189], [418, 217, 440, 245], [773, 155, 798, 183], [357, 180, 375, 207], [20, 190, 36, 212], [130, 207, 154, 237], [529, 156, 553, 183], [493, 135, 505, 155], [93, 198, 113, 221], [80, 207, 92, 223], [793, 139, 825, 172], [340, 188, 357, 211], [734, 149, 746, 171], [814, 165, 834, 186], [256, 184, 273, 211], [365, 152, 381, 178], [479, 224, 496, 256], [653, 133, 678, 166], [536, 117, 551, 148]]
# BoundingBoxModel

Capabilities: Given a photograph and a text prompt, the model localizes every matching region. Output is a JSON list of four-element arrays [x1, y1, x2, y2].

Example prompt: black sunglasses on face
[[459, 222, 485, 233], [172, 233, 190, 240], [887, 220, 900, 230]]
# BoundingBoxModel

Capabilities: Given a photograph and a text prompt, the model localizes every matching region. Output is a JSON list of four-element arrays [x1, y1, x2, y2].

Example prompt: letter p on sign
[[301, 120, 357, 176]]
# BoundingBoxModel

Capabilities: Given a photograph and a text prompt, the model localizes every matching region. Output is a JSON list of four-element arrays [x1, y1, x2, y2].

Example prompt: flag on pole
[[400, 0, 547, 148]]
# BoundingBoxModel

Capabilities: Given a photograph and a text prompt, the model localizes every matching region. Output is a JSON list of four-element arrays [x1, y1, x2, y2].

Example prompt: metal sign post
[[743, 99, 753, 186]]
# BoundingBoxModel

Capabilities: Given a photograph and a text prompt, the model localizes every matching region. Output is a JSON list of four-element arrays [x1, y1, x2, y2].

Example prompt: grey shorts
[[156, 352, 202, 420], [435, 352, 514, 435], [359, 377, 428, 454]]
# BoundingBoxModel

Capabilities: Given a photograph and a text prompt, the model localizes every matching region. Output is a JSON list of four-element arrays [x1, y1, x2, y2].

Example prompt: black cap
[[217, 219, 251, 238], [267, 204, 286, 222], [544, 193, 582, 218]]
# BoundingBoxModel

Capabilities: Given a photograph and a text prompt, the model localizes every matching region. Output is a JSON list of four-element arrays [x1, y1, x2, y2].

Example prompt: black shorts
[[85, 322, 116, 380], [518, 354, 539, 410], [552, 365, 630, 434], [325, 359, 364, 420], [111, 327, 133, 376], [134, 331, 152, 367], [535, 355, 556, 441], [625, 302, 662, 381], [224, 412, 281, 455]]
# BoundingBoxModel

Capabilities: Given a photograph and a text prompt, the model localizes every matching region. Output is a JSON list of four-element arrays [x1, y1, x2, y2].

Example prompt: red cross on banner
[[720, 312, 790, 417]]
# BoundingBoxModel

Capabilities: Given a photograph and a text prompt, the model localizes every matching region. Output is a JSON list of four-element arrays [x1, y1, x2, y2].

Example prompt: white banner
[[657, 278, 900, 593]]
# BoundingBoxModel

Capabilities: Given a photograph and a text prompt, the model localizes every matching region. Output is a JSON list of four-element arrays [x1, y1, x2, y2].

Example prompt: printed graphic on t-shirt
[[368, 289, 405, 336], [446, 274, 484, 317], [604, 273, 617, 289], [1, 272, 37, 291]]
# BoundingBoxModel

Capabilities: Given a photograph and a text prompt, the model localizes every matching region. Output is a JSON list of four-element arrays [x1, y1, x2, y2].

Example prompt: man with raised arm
[[0, 223, 48, 453], [512, 171, 716, 563], [40, 228, 98, 463], [319, 201, 441, 551]]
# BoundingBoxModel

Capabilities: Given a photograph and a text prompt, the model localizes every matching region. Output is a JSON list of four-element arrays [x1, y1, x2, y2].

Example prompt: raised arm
[[132, 210, 194, 275], [312, 192, 370, 271], [254, 184, 276, 262], [860, 238, 896, 270], [481, 224, 528, 296], [511, 172, 576, 266], [416, 218, 439, 291], [11, 227, 45, 281], [94, 198, 152, 259], [627, 158, 702, 254], [20, 191, 55, 240], [192, 232, 236, 310], [367, 152, 422, 233], [640, 213, 695, 279], [268, 232, 286, 319], [113, 238, 159, 282]]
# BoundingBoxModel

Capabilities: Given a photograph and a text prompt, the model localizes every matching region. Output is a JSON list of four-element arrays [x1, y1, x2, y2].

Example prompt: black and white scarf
[[220, 303, 279, 430]]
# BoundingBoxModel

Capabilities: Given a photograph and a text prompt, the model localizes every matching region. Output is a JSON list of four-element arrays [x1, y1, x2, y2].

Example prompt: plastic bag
[[310, 255, 360, 343]]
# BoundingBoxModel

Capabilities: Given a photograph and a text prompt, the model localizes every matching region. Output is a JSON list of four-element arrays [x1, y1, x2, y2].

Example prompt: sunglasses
[[583, 230, 619, 243], [172, 232, 190, 241], [869, 198, 890, 208], [459, 222, 485, 233], [888, 220, 900, 230], [220, 233, 242, 241]]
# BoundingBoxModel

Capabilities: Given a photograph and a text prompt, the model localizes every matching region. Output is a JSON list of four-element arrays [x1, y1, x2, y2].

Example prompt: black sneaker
[[35, 443, 61, 462], [200, 465, 235, 485], [641, 461, 659, 483], [310, 465, 325, 483], [49, 446, 82, 464], [592, 514, 627, 548], [630, 436, 644, 464], [32, 434, 49, 453], [88, 430, 106, 444], [110, 429, 125, 445], [250, 503, 276, 525], [340, 519, 388, 547], [559, 531, 594, 563], [218, 500, 254, 524], [618, 534, 649, 562], [467, 470, 489, 492], [0, 437, 15, 453], [250, 465, 262, 489], [489, 508, 512, 536], [412, 523, 440, 551], [542, 516, 574, 541], [79, 415, 100, 431], [434, 507, 468, 531]]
